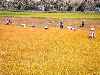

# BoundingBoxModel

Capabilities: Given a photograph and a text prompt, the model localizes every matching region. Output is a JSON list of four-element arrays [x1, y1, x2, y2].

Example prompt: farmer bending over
[[5, 17, 12, 25]]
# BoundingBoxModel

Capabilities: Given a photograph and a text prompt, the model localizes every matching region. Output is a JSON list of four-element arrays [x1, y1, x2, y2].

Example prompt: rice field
[[0, 25, 100, 75]]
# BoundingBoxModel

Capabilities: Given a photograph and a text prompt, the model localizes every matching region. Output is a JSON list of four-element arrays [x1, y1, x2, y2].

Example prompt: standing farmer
[[59, 20, 64, 29], [89, 26, 96, 39], [81, 20, 85, 27]]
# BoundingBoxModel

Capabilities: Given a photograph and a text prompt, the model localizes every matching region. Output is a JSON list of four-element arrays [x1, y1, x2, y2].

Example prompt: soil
[[0, 17, 100, 28]]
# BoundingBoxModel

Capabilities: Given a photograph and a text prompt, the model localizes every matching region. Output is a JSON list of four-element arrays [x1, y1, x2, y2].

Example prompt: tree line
[[0, 0, 100, 12]]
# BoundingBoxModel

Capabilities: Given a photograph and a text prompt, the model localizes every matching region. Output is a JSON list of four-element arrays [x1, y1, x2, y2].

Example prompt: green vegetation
[[0, 0, 99, 12], [0, 11, 100, 19]]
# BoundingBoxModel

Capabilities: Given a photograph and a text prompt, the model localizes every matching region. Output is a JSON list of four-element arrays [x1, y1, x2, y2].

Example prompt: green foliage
[[0, 0, 99, 11], [0, 11, 100, 19]]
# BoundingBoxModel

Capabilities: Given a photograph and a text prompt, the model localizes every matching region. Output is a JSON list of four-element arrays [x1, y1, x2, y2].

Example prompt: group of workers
[[59, 20, 96, 39], [4, 17, 96, 39]]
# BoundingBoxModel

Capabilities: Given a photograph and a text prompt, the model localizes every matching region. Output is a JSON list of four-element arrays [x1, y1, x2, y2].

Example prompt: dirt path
[[0, 17, 100, 28]]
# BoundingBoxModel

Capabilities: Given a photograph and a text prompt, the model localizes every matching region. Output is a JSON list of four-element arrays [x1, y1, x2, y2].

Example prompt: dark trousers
[[60, 25, 63, 28]]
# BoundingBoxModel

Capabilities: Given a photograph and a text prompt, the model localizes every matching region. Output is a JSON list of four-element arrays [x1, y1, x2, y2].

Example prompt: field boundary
[[0, 11, 100, 19]]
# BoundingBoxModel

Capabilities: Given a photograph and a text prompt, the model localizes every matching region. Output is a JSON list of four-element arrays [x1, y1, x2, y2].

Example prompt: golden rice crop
[[0, 25, 100, 75]]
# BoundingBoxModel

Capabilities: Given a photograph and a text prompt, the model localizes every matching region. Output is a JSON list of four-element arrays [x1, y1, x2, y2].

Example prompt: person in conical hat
[[44, 25, 48, 30]]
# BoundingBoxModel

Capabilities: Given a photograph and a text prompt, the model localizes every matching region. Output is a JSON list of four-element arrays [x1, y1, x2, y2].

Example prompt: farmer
[[5, 17, 12, 25], [59, 20, 64, 29], [44, 25, 48, 30], [89, 26, 96, 39], [81, 20, 85, 27]]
